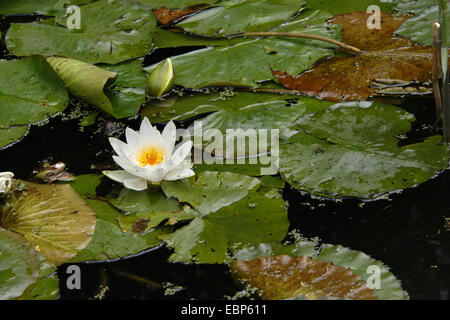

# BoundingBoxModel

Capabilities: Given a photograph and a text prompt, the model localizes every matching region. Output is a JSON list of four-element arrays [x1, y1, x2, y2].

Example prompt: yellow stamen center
[[136, 146, 165, 167]]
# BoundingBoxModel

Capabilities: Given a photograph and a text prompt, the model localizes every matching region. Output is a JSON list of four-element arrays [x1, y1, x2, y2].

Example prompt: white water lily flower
[[0, 172, 14, 194], [103, 118, 195, 191]]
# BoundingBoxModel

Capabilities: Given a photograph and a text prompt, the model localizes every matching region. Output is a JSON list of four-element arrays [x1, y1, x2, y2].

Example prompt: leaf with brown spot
[[0, 181, 97, 266], [154, 5, 205, 25], [231, 255, 377, 300], [132, 219, 150, 233], [274, 12, 449, 102]]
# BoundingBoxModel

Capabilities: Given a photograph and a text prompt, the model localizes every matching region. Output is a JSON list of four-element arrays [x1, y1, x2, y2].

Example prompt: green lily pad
[[154, 28, 241, 49], [186, 92, 332, 141], [0, 56, 68, 148], [117, 207, 197, 233], [0, 181, 97, 266], [193, 158, 275, 176], [17, 253, 59, 300], [47, 56, 118, 115], [70, 175, 169, 262], [136, 0, 219, 9], [233, 241, 409, 300], [145, 9, 340, 88], [108, 187, 182, 214], [22, 274, 59, 300], [143, 91, 332, 124], [5, 0, 157, 64], [108, 187, 197, 233], [396, 0, 449, 46], [47, 56, 147, 118], [306, 0, 396, 15], [279, 102, 450, 199], [0, 126, 29, 150], [0, 227, 40, 300], [101, 60, 148, 118], [177, 0, 306, 37], [0, 0, 60, 15], [161, 171, 261, 215], [0, 0, 96, 15], [161, 173, 289, 263]]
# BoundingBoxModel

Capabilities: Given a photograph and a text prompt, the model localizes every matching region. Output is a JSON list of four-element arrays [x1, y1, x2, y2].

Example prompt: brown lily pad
[[274, 12, 448, 102], [1, 181, 97, 266], [154, 5, 205, 25], [231, 255, 378, 300]]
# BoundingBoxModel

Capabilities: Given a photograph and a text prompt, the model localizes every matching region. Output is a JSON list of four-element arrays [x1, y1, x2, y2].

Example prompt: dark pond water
[[1, 14, 449, 300]]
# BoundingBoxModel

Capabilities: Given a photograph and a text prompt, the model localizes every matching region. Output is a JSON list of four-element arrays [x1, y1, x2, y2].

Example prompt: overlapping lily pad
[[145, 9, 340, 88], [101, 60, 148, 118], [232, 255, 378, 300], [47, 57, 147, 118], [279, 102, 449, 199], [0, 0, 62, 15], [177, 0, 306, 37], [186, 92, 332, 142], [70, 175, 169, 262], [232, 241, 409, 300], [108, 187, 197, 233], [0, 127, 30, 150], [142, 91, 317, 123], [0, 227, 40, 300], [0, 0, 98, 15], [306, 0, 396, 15], [137, 0, 219, 9], [161, 173, 289, 263], [161, 171, 260, 215], [0, 56, 68, 149], [396, 0, 449, 46], [17, 253, 59, 300], [153, 28, 241, 48], [274, 12, 442, 101], [6, 0, 157, 64], [0, 181, 97, 265], [47, 56, 118, 115]]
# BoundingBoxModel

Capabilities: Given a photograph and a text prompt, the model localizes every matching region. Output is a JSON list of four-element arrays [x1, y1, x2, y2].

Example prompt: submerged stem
[[433, 23, 443, 122], [438, 0, 450, 144], [240, 32, 362, 55]]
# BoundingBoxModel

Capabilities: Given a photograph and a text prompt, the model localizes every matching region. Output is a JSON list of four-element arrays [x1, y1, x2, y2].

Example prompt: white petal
[[109, 137, 129, 158], [123, 177, 148, 191], [140, 117, 162, 140], [168, 140, 193, 168], [162, 121, 176, 156], [164, 168, 195, 181], [102, 170, 136, 183], [113, 155, 144, 178], [145, 168, 167, 183], [125, 127, 143, 150], [178, 158, 194, 169], [113, 155, 168, 183], [0, 172, 14, 179]]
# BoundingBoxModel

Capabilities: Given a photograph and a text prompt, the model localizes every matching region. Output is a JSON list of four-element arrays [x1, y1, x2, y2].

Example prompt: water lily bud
[[146, 58, 175, 97], [0, 172, 14, 194]]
